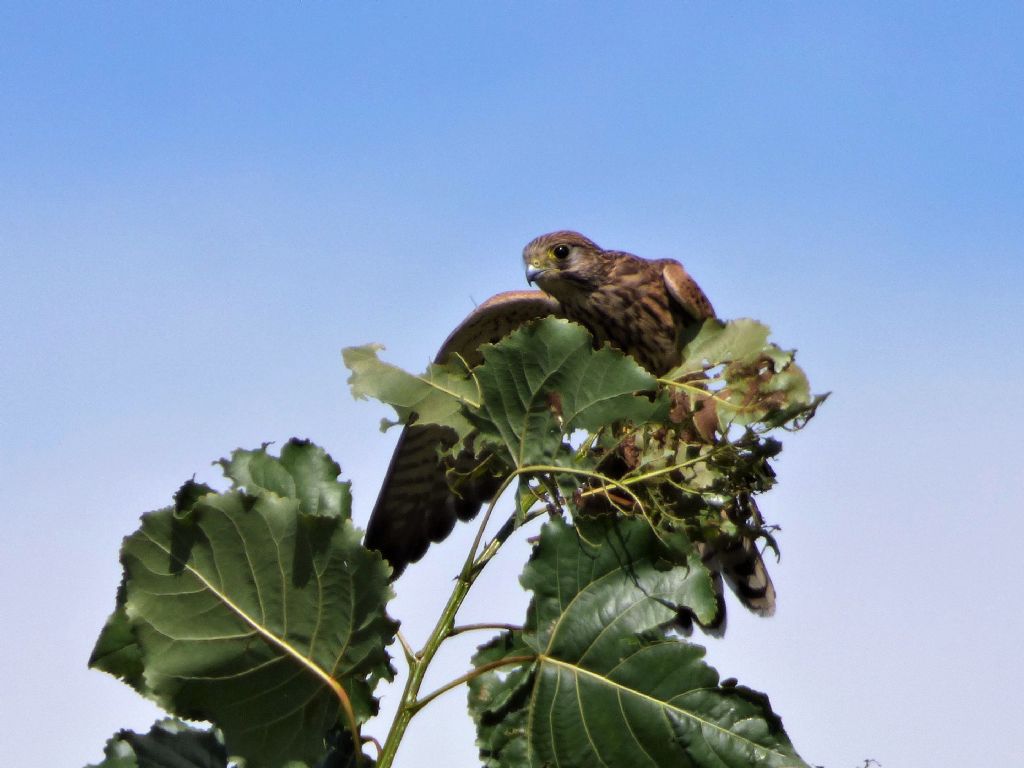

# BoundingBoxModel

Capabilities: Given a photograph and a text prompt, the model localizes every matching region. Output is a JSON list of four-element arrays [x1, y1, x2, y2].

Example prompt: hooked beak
[[526, 265, 548, 285]]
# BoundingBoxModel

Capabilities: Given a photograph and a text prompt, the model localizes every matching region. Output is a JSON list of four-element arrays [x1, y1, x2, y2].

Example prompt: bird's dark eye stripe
[[553, 244, 570, 259]]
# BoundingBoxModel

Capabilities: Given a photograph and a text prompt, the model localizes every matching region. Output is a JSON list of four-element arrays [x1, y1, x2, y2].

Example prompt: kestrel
[[364, 231, 775, 620]]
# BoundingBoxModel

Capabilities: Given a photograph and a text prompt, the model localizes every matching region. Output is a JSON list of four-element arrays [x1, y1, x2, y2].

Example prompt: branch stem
[[449, 622, 523, 637], [410, 654, 536, 714], [374, 480, 539, 768], [374, 462, 599, 766], [374, 556, 476, 768]]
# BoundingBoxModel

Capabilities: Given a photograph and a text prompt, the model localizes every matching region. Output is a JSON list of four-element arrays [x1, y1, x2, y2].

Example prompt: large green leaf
[[521, 516, 717, 655], [471, 318, 665, 467], [342, 344, 478, 437], [468, 518, 808, 768], [90, 440, 396, 768]]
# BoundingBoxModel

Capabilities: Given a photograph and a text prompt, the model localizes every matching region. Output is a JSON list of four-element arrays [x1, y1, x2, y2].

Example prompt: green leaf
[[468, 518, 809, 768], [91, 442, 396, 768], [720, 353, 826, 430], [670, 318, 772, 376], [312, 728, 372, 768], [88, 582, 143, 689], [218, 439, 352, 518], [664, 319, 825, 434], [86, 736, 138, 768], [472, 318, 664, 467], [522, 517, 718, 651], [85, 719, 226, 768], [469, 632, 535, 768], [342, 343, 478, 437], [531, 636, 808, 768]]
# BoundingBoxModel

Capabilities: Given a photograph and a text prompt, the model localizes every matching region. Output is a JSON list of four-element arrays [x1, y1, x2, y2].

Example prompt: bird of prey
[[364, 231, 775, 621]]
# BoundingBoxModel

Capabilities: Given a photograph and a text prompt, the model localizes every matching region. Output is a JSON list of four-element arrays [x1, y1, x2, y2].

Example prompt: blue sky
[[2, 3, 1022, 766]]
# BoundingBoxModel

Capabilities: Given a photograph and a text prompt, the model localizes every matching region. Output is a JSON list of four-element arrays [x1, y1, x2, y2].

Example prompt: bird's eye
[[552, 244, 571, 259]]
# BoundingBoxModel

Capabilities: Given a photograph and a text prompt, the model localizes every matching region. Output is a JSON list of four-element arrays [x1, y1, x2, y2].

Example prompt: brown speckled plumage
[[521, 231, 714, 375]]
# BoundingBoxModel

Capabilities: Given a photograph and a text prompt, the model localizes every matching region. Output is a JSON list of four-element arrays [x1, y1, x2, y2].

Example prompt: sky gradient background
[[2, 3, 1022, 766]]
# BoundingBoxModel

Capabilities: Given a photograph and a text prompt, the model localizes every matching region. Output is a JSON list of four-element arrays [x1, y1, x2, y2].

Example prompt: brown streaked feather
[[699, 496, 777, 619], [435, 291, 560, 367], [364, 290, 560, 576], [551, 253, 695, 376], [660, 259, 715, 323]]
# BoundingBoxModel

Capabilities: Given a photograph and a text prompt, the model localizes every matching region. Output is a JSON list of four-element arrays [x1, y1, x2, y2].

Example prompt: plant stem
[[517, 464, 647, 515], [374, 563, 475, 768], [409, 654, 537, 714], [449, 622, 523, 637], [374, 490, 536, 768]]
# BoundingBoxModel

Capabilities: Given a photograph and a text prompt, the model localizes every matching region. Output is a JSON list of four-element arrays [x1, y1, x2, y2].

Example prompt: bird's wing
[[434, 291, 562, 367], [659, 259, 716, 322], [364, 290, 560, 576]]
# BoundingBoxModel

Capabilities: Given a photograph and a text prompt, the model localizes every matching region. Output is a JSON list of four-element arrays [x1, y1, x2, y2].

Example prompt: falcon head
[[523, 231, 608, 300]]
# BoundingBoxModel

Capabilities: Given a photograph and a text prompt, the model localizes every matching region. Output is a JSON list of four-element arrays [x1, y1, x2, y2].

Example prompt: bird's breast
[[560, 278, 682, 375]]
